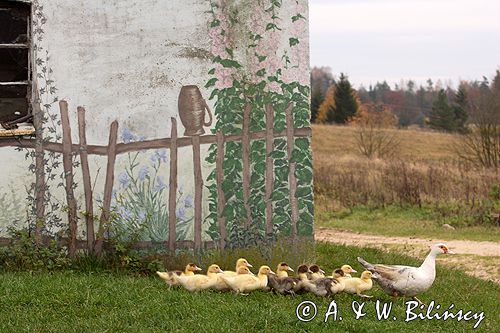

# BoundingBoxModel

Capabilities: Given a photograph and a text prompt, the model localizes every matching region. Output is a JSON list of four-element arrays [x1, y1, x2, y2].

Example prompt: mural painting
[[0, 0, 312, 254]]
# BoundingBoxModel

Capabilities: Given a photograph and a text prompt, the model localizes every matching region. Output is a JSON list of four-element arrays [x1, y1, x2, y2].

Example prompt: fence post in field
[[95, 120, 119, 254], [192, 135, 203, 251], [242, 103, 252, 226], [59, 101, 79, 257], [265, 104, 274, 235], [216, 130, 226, 249], [168, 118, 178, 251], [285, 103, 299, 240], [32, 84, 45, 245], [77, 107, 94, 252]]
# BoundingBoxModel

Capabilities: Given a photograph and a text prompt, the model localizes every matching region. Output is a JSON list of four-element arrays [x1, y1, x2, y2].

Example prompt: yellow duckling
[[342, 271, 373, 298], [222, 258, 253, 277], [339, 264, 358, 279], [213, 265, 253, 291], [276, 262, 294, 278], [309, 264, 326, 280], [219, 265, 274, 294], [156, 263, 202, 287], [172, 264, 223, 292]]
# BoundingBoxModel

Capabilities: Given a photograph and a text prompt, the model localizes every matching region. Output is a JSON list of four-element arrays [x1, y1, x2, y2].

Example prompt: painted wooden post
[[59, 101, 79, 257], [285, 103, 299, 239], [242, 103, 252, 226], [168, 118, 178, 251], [32, 85, 45, 245], [216, 130, 226, 249], [265, 104, 274, 235], [77, 107, 94, 252], [95, 120, 118, 254], [192, 135, 203, 251]]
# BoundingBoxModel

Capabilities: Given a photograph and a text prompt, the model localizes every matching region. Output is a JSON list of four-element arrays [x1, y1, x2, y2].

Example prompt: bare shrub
[[351, 103, 401, 159], [456, 72, 500, 168]]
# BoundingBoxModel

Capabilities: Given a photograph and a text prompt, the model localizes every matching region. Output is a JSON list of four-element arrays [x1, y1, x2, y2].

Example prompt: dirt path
[[316, 228, 500, 283]]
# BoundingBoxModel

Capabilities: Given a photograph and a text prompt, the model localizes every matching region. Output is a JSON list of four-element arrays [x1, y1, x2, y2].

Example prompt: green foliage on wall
[[205, 0, 313, 247]]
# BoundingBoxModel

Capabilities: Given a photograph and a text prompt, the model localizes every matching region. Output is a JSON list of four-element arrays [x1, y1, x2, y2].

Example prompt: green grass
[[316, 205, 500, 242], [1, 243, 498, 332]]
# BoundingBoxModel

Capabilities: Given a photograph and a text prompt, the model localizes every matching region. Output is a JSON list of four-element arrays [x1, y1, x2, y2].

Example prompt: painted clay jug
[[178, 85, 213, 136]]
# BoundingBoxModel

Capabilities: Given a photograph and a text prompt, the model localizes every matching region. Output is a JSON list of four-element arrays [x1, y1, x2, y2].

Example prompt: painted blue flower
[[118, 172, 130, 189], [138, 165, 150, 181], [184, 194, 193, 208], [150, 149, 168, 163], [153, 176, 167, 193], [118, 206, 133, 220], [121, 128, 137, 144], [138, 211, 147, 222], [176, 207, 186, 220]]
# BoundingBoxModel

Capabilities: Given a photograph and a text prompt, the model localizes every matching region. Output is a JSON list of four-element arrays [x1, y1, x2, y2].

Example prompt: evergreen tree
[[428, 89, 456, 131], [453, 86, 468, 132], [310, 88, 323, 123], [332, 73, 358, 123]]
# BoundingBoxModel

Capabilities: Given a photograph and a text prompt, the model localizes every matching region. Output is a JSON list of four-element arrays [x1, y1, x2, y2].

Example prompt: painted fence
[[0, 100, 311, 256]]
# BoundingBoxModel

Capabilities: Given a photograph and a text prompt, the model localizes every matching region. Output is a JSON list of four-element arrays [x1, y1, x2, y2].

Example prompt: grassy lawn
[[1, 243, 498, 332], [316, 204, 500, 243]]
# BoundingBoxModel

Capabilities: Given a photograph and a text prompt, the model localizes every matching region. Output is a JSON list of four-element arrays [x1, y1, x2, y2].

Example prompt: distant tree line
[[311, 67, 499, 131], [311, 67, 500, 168]]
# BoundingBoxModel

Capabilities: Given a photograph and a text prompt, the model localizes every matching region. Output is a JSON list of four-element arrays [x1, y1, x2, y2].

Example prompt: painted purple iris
[[118, 172, 130, 189], [121, 128, 137, 144], [184, 194, 193, 208], [150, 149, 168, 163], [138, 165, 150, 181], [153, 176, 167, 192]]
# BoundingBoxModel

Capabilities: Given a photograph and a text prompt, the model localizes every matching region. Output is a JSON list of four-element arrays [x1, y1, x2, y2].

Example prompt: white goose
[[357, 243, 454, 304]]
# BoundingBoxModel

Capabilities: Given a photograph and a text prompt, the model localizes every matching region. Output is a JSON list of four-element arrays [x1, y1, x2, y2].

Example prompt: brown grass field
[[312, 124, 459, 162], [312, 124, 500, 241]]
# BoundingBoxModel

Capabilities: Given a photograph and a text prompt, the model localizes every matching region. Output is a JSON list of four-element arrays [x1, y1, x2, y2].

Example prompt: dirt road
[[316, 228, 500, 283]]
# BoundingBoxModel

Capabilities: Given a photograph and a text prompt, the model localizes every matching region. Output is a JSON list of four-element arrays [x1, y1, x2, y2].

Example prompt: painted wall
[[0, 0, 312, 250]]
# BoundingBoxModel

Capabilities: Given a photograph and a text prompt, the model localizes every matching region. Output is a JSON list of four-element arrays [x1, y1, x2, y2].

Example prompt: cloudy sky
[[309, 0, 500, 88]]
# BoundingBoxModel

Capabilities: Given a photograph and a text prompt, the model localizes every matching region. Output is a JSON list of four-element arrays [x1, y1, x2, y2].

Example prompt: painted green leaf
[[205, 78, 218, 88], [256, 68, 266, 77], [295, 186, 310, 198], [220, 59, 242, 68], [269, 150, 286, 159], [289, 37, 300, 47]]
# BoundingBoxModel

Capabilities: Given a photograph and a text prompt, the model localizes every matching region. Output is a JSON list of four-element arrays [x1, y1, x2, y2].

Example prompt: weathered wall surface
[[0, 0, 312, 249]]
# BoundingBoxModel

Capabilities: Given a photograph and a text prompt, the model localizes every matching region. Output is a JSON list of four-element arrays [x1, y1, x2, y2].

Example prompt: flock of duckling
[[157, 243, 454, 304], [156, 258, 374, 298]]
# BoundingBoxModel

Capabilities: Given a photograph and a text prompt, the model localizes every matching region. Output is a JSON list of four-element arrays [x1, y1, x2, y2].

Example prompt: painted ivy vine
[[205, 0, 313, 248], [20, 1, 80, 237]]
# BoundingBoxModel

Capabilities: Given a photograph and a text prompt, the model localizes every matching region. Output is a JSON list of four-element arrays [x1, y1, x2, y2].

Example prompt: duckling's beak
[[194, 266, 203, 271], [269, 269, 276, 275], [246, 263, 253, 268], [218, 269, 224, 273], [319, 269, 325, 274], [446, 249, 455, 254], [351, 269, 358, 273], [287, 267, 294, 272], [250, 271, 255, 276]]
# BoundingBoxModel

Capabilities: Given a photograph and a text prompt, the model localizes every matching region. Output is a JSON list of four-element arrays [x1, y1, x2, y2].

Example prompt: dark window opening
[[0, 0, 32, 134]]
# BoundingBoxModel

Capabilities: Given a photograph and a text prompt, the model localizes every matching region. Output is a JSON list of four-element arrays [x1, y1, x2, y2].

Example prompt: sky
[[309, 0, 500, 89]]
